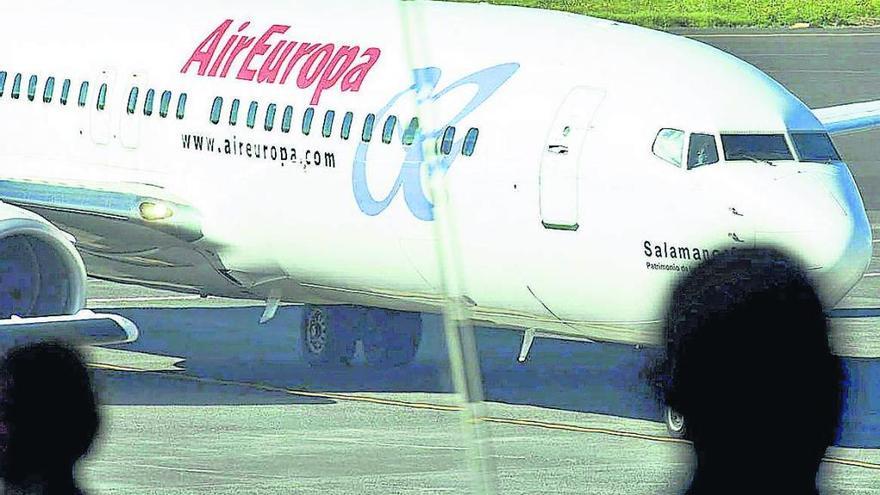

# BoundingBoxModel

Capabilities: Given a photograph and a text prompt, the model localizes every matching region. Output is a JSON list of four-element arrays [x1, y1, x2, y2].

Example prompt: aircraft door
[[89, 69, 114, 145], [539, 87, 605, 231]]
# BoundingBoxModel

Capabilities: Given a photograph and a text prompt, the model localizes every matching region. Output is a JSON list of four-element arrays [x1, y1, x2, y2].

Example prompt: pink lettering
[[297, 43, 335, 89], [238, 24, 290, 81], [208, 22, 250, 77], [221, 35, 256, 78], [341, 47, 382, 92], [182, 20, 383, 102], [181, 19, 233, 75], [279, 43, 320, 85], [309, 45, 359, 105], [258, 42, 296, 83], [208, 36, 237, 77]]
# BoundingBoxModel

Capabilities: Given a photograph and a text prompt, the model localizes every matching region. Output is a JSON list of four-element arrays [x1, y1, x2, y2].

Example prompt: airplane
[[0, 0, 877, 432]]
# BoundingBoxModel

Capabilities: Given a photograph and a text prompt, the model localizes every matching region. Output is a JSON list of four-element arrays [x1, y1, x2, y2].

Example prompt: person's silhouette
[[650, 247, 844, 494], [0, 341, 99, 495]]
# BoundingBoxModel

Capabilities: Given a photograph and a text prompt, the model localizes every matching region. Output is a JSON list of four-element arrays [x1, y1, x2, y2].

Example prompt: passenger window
[[652, 128, 685, 167], [281, 105, 293, 133], [462, 128, 479, 156], [687, 133, 719, 169], [60, 79, 71, 105], [341, 112, 353, 140], [159, 90, 172, 118], [11, 74, 21, 99], [302, 107, 314, 135], [77, 81, 88, 107], [403, 117, 419, 146], [27, 75, 37, 101], [96, 83, 108, 111], [43, 77, 55, 103], [210, 97, 223, 125], [0, 71, 6, 98], [441, 126, 456, 155], [176, 93, 187, 119], [382, 115, 397, 144], [246, 101, 258, 129], [322, 110, 335, 138], [229, 98, 240, 126], [362, 113, 375, 142], [127, 87, 139, 114], [265, 103, 277, 131], [144, 89, 155, 116]]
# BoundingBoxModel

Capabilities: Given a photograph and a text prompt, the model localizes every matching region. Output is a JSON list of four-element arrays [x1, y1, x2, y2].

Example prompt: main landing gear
[[301, 305, 358, 366], [300, 305, 422, 368]]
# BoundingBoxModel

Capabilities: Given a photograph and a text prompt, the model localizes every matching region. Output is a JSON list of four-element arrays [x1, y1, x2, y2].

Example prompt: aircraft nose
[[754, 165, 871, 306]]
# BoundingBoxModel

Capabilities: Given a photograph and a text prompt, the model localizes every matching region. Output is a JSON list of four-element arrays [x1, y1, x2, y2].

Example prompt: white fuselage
[[0, 0, 871, 341]]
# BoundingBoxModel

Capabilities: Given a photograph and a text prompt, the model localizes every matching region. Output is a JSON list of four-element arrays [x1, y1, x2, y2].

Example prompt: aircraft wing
[[0, 178, 252, 298], [0, 311, 138, 348], [813, 100, 880, 136]]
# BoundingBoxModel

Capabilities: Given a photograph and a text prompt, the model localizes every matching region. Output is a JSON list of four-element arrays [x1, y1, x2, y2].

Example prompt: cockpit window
[[791, 132, 841, 162], [652, 128, 685, 167], [687, 133, 719, 169], [720, 134, 793, 162]]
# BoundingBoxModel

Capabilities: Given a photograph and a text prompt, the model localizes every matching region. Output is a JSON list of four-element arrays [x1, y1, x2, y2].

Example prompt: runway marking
[[734, 53, 829, 57], [128, 462, 286, 479], [689, 32, 880, 38], [87, 295, 203, 304], [129, 463, 227, 475], [484, 417, 689, 445], [89, 365, 880, 471], [303, 436, 466, 451], [286, 388, 461, 412], [862, 273, 880, 277], [765, 69, 879, 74], [824, 456, 880, 471]]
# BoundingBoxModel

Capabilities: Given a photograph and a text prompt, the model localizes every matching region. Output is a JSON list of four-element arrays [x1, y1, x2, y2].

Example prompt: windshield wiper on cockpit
[[737, 154, 776, 166], [808, 156, 836, 165]]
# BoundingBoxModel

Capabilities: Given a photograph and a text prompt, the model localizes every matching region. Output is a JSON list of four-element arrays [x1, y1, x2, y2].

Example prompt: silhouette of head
[[0, 341, 99, 483], [652, 247, 843, 493]]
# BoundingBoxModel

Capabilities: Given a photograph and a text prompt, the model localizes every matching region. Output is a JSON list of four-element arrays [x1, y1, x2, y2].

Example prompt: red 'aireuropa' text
[[181, 20, 382, 105]]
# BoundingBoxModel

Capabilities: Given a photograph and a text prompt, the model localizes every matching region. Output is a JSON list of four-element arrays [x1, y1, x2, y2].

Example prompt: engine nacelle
[[0, 202, 86, 319]]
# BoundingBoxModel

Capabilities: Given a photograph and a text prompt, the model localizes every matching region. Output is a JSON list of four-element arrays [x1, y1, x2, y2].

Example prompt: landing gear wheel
[[362, 309, 422, 368], [301, 305, 357, 367], [665, 406, 686, 438]]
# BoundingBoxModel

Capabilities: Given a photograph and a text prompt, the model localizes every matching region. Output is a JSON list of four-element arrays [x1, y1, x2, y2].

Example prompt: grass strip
[[443, 0, 880, 28]]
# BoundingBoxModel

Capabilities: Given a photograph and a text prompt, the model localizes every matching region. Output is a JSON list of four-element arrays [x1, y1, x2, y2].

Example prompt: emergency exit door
[[539, 87, 605, 231]]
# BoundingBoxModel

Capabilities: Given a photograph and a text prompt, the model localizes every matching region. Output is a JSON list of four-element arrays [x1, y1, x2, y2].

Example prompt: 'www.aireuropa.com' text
[[181, 133, 337, 169]]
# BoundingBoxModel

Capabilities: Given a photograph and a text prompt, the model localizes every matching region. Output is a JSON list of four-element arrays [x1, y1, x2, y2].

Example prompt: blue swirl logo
[[352, 63, 520, 221]]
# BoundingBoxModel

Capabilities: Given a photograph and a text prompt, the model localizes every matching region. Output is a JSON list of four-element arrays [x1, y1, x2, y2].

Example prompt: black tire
[[362, 309, 422, 368], [665, 406, 687, 438], [301, 305, 357, 366]]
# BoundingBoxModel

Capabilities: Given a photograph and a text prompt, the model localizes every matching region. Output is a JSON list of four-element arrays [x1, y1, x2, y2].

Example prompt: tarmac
[[69, 28, 880, 494]]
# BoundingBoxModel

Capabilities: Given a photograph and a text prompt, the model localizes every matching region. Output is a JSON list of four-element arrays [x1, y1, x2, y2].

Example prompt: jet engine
[[0, 202, 137, 346], [0, 202, 86, 318]]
